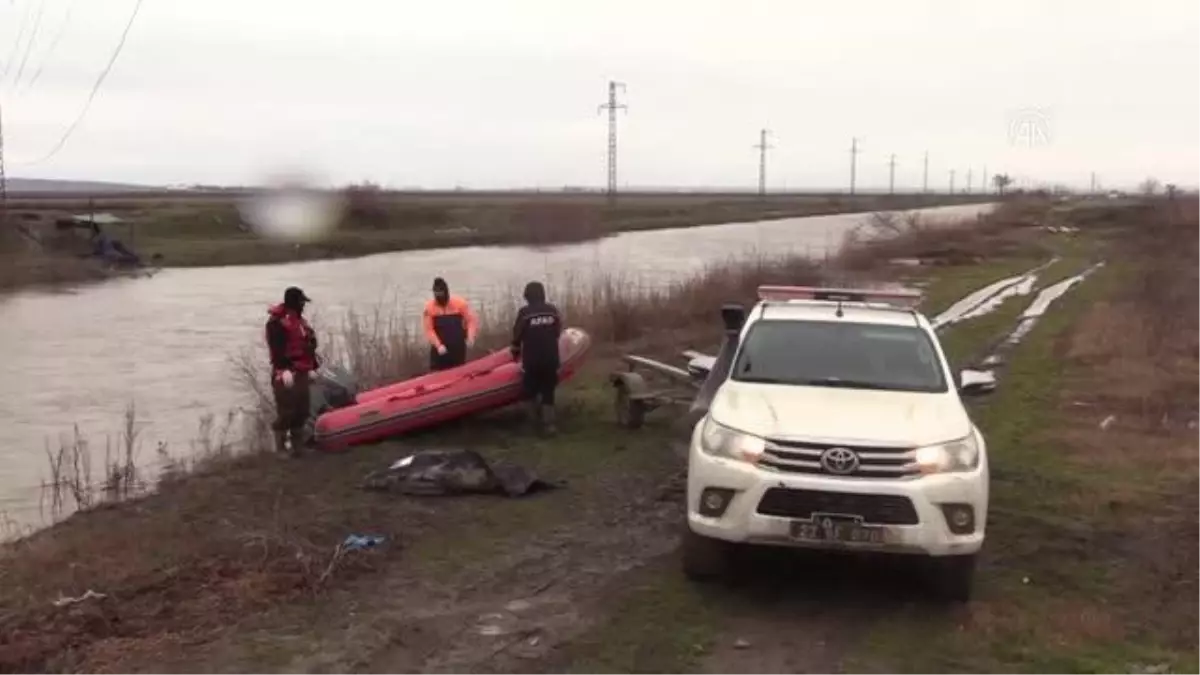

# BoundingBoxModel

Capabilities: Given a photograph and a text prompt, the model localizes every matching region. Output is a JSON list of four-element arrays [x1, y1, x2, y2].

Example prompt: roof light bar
[[756, 285, 922, 308]]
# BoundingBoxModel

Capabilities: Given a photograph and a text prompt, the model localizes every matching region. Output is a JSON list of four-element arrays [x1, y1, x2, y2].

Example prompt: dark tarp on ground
[[361, 449, 563, 497]]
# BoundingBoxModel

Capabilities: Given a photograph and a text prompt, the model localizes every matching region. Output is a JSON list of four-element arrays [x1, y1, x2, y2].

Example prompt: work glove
[[436, 344, 447, 356], [466, 336, 476, 348], [275, 369, 295, 388]]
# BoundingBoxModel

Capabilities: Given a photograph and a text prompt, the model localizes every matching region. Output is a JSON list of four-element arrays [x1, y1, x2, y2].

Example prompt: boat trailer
[[608, 351, 714, 429], [608, 303, 746, 430]]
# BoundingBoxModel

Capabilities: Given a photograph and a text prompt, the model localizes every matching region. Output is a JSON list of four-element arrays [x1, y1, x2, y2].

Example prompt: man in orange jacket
[[423, 277, 478, 371]]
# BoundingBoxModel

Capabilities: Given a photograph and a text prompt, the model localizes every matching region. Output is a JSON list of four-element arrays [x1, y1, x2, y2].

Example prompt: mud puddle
[[959, 262, 1106, 389], [931, 258, 1058, 330]]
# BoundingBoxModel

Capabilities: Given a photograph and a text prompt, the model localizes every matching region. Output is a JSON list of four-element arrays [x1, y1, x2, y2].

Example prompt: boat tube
[[313, 327, 592, 451]]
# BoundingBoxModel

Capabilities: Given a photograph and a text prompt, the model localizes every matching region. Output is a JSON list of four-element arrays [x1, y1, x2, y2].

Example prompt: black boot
[[273, 430, 289, 455], [287, 427, 307, 457], [526, 399, 543, 433]]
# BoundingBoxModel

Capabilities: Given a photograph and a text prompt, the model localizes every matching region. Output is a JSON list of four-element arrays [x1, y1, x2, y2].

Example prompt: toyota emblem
[[819, 447, 860, 475]]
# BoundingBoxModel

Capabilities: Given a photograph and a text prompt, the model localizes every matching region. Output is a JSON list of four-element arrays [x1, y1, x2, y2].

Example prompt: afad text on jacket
[[511, 281, 563, 371]]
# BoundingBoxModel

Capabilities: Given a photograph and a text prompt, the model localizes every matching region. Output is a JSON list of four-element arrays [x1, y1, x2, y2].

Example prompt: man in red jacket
[[265, 286, 319, 456]]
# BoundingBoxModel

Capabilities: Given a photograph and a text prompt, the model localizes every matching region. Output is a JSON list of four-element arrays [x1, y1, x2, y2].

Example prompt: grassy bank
[[6, 198, 1186, 673], [5, 190, 994, 275]]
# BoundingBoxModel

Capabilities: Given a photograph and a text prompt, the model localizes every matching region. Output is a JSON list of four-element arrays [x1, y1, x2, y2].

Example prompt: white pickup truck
[[683, 285, 991, 602]]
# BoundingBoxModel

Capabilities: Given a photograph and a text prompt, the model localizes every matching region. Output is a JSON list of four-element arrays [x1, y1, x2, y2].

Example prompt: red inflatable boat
[[313, 327, 592, 452]]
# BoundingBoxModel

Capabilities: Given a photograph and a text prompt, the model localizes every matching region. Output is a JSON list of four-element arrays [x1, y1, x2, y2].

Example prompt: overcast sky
[[1, 0, 1197, 190]]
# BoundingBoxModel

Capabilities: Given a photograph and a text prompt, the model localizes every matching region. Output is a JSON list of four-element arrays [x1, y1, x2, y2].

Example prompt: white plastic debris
[[389, 455, 416, 470], [53, 589, 107, 607]]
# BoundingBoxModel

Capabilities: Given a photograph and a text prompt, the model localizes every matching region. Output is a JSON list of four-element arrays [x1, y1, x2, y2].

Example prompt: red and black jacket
[[266, 304, 319, 373]]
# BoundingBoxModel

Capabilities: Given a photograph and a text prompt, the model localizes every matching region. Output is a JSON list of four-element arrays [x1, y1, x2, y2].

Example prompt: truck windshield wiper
[[736, 375, 792, 385], [802, 377, 912, 391]]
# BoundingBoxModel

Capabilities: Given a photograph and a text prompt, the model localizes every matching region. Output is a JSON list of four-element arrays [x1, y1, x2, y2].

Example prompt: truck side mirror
[[957, 369, 995, 397], [721, 304, 746, 332]]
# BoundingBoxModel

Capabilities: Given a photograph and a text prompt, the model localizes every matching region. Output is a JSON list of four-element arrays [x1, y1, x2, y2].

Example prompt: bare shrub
[[40, 405, 145, 522]]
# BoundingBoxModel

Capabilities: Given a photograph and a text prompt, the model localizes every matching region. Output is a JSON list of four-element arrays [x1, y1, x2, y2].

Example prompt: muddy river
[[1, 203, 993, 532]]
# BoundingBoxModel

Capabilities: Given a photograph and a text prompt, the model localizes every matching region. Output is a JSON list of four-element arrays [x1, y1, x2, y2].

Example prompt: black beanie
[[432, 277, 448, 293]]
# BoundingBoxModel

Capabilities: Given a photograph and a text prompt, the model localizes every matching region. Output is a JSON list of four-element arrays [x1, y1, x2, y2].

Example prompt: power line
[[17, 0, 145, 166], [597, 80, 626, 203], [22, 0, 78, 93], [753, 128, 772, 197], [2, 0, 36, 84], [12, 0, 48, 89]]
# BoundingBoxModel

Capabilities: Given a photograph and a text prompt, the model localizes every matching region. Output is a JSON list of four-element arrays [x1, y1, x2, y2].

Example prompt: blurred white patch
[[240, 179, 345, 244]]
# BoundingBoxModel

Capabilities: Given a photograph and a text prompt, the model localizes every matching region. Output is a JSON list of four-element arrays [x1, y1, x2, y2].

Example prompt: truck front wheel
[[682, 526, 735, 581], [928, 553, 977, 603]]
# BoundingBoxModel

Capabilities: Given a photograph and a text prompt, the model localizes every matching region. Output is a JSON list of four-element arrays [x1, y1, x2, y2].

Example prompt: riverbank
[[3, 190, 993, 280], [0, 201, 998, 531], [2, 198, 1194, 673]]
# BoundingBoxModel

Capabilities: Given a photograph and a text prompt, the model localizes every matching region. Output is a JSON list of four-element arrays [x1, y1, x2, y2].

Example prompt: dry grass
[[838, 199, 1055, 270], [40, 406, 144, 522], [0, 251, 113, 292], [1062, 197, 1199, 429], [979, 195, 1200, 658]]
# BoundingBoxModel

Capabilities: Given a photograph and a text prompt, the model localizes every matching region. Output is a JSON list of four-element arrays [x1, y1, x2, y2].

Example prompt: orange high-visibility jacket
[[422, 295, 479, 349]]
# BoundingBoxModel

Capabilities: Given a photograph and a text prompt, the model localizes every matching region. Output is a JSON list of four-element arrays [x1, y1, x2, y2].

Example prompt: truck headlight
[[699, 417, 765, 464], [915, 433, 980, 474]]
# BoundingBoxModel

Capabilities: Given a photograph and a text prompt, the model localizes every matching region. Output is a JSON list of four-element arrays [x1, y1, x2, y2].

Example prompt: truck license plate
[[789, 514, 884, 544]]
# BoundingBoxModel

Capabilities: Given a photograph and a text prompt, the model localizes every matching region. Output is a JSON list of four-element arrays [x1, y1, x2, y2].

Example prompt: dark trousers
[[429, 344, 467, 371], [272, 370, 312, 436], [521, 365, 558, 406]]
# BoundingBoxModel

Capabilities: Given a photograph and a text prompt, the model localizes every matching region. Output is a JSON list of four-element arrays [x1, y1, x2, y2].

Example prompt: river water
[[1, 203, 992, 532]]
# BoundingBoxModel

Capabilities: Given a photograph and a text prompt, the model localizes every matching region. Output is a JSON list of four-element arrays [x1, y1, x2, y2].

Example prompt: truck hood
[[709, 380, 972, 447]]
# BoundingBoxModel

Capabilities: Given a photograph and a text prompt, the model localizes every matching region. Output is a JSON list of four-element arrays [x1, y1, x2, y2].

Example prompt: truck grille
[[760, 438, 920, 479], [756, 488, 919, 525]]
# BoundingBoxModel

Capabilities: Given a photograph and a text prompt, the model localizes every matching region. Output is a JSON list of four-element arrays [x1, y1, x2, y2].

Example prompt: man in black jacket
[[511, 281, 563, 434]]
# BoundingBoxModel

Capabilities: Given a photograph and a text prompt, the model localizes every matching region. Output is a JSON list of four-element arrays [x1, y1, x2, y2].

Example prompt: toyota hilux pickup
[[684, 285, 991, 601]]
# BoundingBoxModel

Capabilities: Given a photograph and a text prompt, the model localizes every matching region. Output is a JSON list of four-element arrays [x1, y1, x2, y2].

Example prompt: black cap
[[284, 286, 312, 306], [432, 277, 448, 292]]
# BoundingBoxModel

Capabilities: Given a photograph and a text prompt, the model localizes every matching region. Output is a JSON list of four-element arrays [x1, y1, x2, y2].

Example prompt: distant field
[[5, 189, 994, 269]]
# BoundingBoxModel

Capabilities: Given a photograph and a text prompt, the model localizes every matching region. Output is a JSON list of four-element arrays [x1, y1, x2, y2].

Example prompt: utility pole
[[887, 154, 897, 195], [966, 168, 974, 194], [597, 81, 627, 203], [983, 165, 989, 194], [849, 137, 862, 196], [922, 151, 929, 194], [1090, 172, 1097, 194], [949, 169, 956, 195], [753, 128, 773, 197]]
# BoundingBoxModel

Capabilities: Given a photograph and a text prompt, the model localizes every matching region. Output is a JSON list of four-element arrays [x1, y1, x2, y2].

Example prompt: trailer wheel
[[614, 383, 647, 429]]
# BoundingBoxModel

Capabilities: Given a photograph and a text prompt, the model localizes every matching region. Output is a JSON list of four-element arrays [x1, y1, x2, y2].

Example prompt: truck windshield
[[731, 319, 948, 393]]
